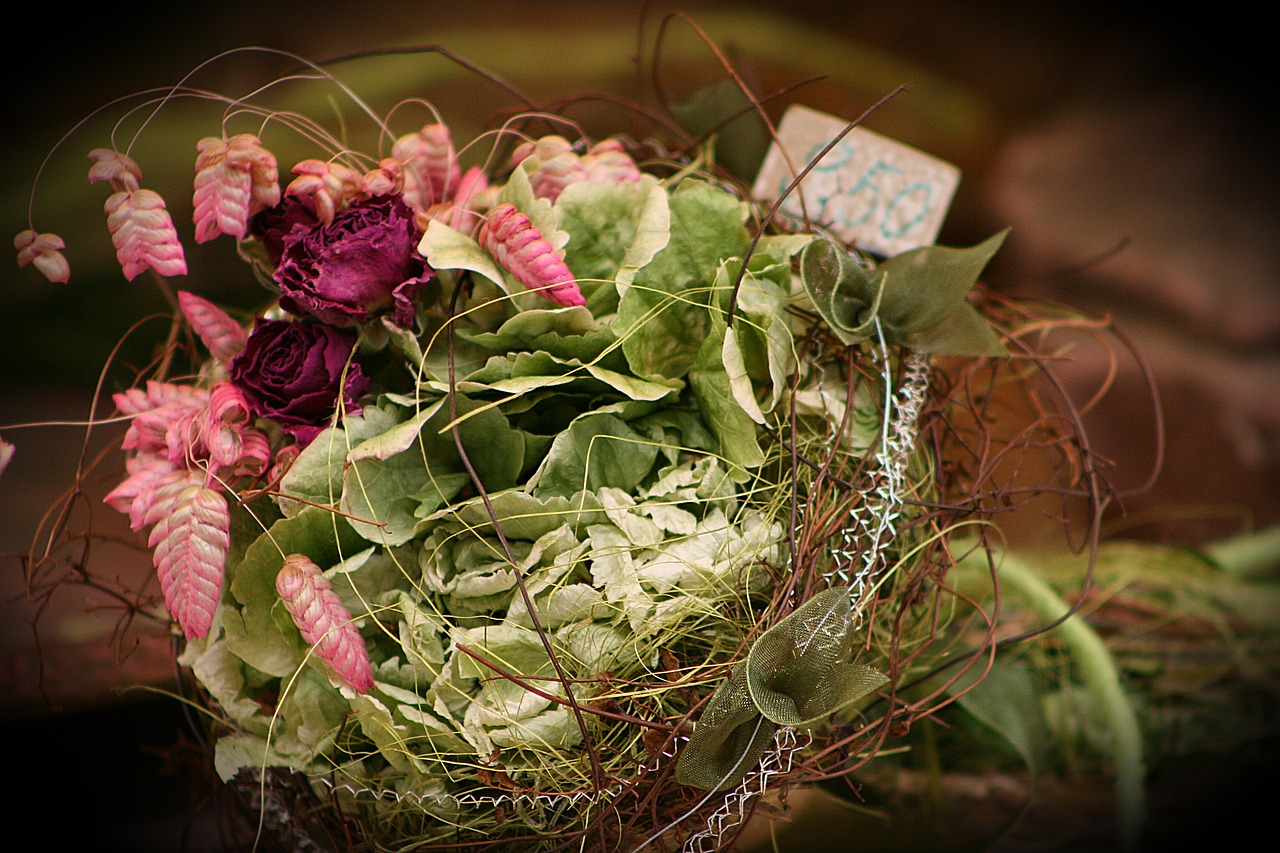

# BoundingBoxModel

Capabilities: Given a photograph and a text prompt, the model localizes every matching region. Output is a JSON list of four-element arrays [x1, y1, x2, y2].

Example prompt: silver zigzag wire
[[681, 726, 810, 853], [686, 342, 933, 851], [832, 341, 932, 605]]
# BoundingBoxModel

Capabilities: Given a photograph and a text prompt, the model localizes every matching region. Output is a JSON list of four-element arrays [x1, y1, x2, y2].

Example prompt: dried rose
[[228, 318, 369, 444], [273, 193, 432, 329], [248, 195, 322, 266]]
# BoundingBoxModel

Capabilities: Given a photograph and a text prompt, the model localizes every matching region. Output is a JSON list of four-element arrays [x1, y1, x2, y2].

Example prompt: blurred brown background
[[2, 1, 1275, 850]]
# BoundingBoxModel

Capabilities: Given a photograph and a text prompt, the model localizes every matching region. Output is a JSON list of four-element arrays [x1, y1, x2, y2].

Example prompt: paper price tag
[[752, 104, 961, 257]]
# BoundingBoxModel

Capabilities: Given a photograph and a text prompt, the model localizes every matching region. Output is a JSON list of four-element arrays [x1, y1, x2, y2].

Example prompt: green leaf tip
[[800, 229, 1009, 357]]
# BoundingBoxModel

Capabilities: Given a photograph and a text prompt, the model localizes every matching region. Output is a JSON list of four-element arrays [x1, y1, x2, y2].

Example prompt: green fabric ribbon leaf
[[676, 586, 888, 791], [800, 230, 1009, 357]]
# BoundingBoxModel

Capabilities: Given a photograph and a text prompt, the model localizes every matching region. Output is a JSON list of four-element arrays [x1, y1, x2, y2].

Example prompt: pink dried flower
[[144, 471, 230, 640], [360, 158, 405, 198], [582, 138, 642, 184], [276, 554, 374, 693], [393, 122, 461, 211], [178, 291, 248, 364], [87, 148, 142, 192], [513, 135, 588, 203], [103, 189, 188, 280], [418, 165, 491, 236], [285, 159, 362, 226], [478, 202, 584, 307], [14, 230, 70, 283], [193, 134, 281, 243]]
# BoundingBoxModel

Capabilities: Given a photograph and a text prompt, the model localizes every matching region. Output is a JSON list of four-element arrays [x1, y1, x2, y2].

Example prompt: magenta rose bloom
[[249, 195, 322, 266], [273, 193, 432, 328], [229, 319, 370, 444]]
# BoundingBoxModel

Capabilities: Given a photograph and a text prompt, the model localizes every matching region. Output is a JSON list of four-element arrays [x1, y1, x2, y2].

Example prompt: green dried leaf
[[614, 180, 750, 380], [530, 411, 660, 498], [950, 659, 1050, 778], [689, 312, 765, 474], [800, 229, 1008, 356], [417, 219, 509, 293], [557, 174, 671, 300]]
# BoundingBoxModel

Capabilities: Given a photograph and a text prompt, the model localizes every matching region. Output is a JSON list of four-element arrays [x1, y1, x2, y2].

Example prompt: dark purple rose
[[249, 195, 322, 266], [273, 193, 432, 328], [229, 319, 370, 444]]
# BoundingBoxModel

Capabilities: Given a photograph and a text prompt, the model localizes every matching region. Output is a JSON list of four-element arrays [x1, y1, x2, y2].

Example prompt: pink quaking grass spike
[[285, 159, 362, 225], [359, 158, 405, 198], [14, 230, 70, 283], [87, 148, 142, 192], [582, 138, 642, 184], [276, 554, 374, 693], [193, 134, 280, 243], [144, 472, 229, 640], [478, 203, 584, 307], [104, 189, 188, 280], [178, 291, 248, 364], [393, 122, 461, 211], [419, 165, 492, 237], [512, 135, 587, 203]]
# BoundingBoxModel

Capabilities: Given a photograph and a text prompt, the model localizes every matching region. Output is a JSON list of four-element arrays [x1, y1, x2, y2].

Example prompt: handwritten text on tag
[[752, 105, 961, 257]]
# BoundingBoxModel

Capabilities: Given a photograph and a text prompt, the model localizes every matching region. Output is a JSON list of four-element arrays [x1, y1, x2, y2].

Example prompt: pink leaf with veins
[[104, 189, 188, 280], [178, 291, 247, 363], [144, 472, 229, 640], [276, 554, 374, 693], [478, 203, 584, 307]]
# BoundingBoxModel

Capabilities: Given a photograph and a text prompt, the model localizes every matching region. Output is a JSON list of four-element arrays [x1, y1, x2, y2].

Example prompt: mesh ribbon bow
[[676, 586, 888, 791]]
